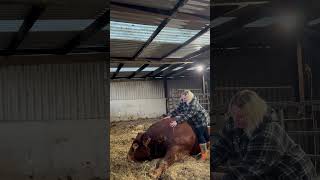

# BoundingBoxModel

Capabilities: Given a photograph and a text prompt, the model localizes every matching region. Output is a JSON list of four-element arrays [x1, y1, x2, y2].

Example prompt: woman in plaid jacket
[[164, 90, 210, 160], [211, 90, 316, 180]]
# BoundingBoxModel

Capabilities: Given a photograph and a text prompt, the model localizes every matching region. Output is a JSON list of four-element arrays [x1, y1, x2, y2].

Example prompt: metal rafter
[[112, 63, 124, 79], [127, 64, 149, 79], [131, 0, 188, 60], [7, 5, 46, 52], [152, 63, 183, 77], [213, 4, 270, 42], [165, 46, 210, 77], [165, 64, 193, 77], [59, 8, 109, 54], [142, 64, 171, 78], [159, 25, 210, 60]]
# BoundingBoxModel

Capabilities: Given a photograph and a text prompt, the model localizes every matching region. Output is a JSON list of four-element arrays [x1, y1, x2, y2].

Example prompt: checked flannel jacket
[[169, 96, 209, 128], [211, 112, 317, 180]]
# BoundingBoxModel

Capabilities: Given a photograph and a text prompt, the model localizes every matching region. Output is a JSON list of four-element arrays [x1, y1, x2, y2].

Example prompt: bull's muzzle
[[127, 155, 134, 162]]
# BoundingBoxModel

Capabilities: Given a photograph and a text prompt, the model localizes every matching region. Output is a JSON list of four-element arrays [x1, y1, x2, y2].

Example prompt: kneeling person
[[164, 90, 210, 160]]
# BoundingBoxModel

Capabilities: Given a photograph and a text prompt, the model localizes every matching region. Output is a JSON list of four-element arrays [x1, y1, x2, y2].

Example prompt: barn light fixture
[[196, 65, 204, 72]]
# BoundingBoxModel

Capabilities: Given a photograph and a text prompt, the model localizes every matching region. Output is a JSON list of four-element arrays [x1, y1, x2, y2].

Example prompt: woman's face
[[180, 94, 187, 102], [231, 105, 248, 129]]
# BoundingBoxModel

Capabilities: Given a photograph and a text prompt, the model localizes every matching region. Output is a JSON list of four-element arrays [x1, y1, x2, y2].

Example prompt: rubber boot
[[199, 143, 208, 161]]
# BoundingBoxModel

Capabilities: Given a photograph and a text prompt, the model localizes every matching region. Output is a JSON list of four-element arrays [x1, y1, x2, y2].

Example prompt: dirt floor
[[110, 118, 210, 180]]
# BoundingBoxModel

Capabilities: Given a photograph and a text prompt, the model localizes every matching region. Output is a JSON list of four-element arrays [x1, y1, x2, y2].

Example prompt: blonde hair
[[228, 90, 267, 136], [181, 90, 194, 104]]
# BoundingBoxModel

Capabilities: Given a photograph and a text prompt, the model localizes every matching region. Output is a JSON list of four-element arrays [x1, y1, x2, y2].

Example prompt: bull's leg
[[149, 146, 186, 179]]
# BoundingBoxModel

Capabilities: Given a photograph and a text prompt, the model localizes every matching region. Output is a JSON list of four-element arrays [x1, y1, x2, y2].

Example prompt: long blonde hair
[[228, 90, 267, 136], [181, 90, 194, 104]]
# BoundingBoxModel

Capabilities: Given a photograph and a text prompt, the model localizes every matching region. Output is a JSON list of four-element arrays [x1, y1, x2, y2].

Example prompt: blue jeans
[[193, 125, 210, 144]]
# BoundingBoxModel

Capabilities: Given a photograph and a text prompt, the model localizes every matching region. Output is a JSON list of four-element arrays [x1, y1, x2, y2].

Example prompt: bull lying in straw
[[127, 118, 209, 179]]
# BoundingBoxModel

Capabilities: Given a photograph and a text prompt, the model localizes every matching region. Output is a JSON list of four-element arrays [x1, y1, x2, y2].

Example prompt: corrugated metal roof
[[151, 26, 200, 43], [0, 33, 15, 49], [111, 0, 178, 11], [110, 39, 145, 57], [0, 2, 107, 56], [244, 16, 298, 28], [81, 30, 107, 47], [110, 21, 201, 44], [110, 67, 159, 72], [139, 43, 180, 58], [178, 0, 210, 17], [0, 19, 108, 32], [31, 19, 94, 31], [110, 21, 157, 42], [244, 17, 274, 27], [18, 32, 77, 49], [111, 5, 166, 25], [166, 12, 209, 30], [0, 4, 28, 20], [212, 17, 236, 27], [39, 2, 108, 19], [168, 30, 210, 58]]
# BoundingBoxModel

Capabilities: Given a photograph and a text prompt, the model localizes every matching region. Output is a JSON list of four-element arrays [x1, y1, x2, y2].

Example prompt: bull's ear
[[142, 136, 151, 147], [131, 137, 135, 141]]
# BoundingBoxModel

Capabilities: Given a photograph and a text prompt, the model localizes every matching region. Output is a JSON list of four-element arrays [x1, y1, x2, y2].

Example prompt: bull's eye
[[132, 143, 139, 150]]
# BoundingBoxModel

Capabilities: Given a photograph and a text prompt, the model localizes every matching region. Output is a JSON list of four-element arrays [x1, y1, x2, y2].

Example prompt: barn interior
[[0, 1, 108, 179], [110, 0, 210, 179], [212, 0, 320, 175]]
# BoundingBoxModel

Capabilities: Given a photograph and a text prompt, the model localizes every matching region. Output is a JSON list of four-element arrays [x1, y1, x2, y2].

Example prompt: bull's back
[[146, 118, 197, 152]]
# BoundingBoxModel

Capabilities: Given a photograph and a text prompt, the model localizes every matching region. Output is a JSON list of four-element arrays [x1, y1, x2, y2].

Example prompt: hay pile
[[110, 118, 210, 180]]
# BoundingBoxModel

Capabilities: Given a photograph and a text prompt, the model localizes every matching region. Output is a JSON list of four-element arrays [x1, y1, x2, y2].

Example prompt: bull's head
[[127, 132, 152, 162]]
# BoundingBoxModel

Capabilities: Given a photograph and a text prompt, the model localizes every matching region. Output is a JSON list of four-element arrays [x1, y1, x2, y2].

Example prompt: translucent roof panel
[[110, 67, 159, 72], [168, 30, 209, 58], [110, 21, 157, 42], [110, 21, 201, 44], [0, 20, 23, 32], [31, 19, 94, 31], [152, 27, 200, 44], [173, 67, 183, 71]]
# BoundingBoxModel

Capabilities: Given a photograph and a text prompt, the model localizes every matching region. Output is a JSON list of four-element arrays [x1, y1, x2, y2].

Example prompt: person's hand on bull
[[162, 116, 171, 120], [170, 120, 177, 127]]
